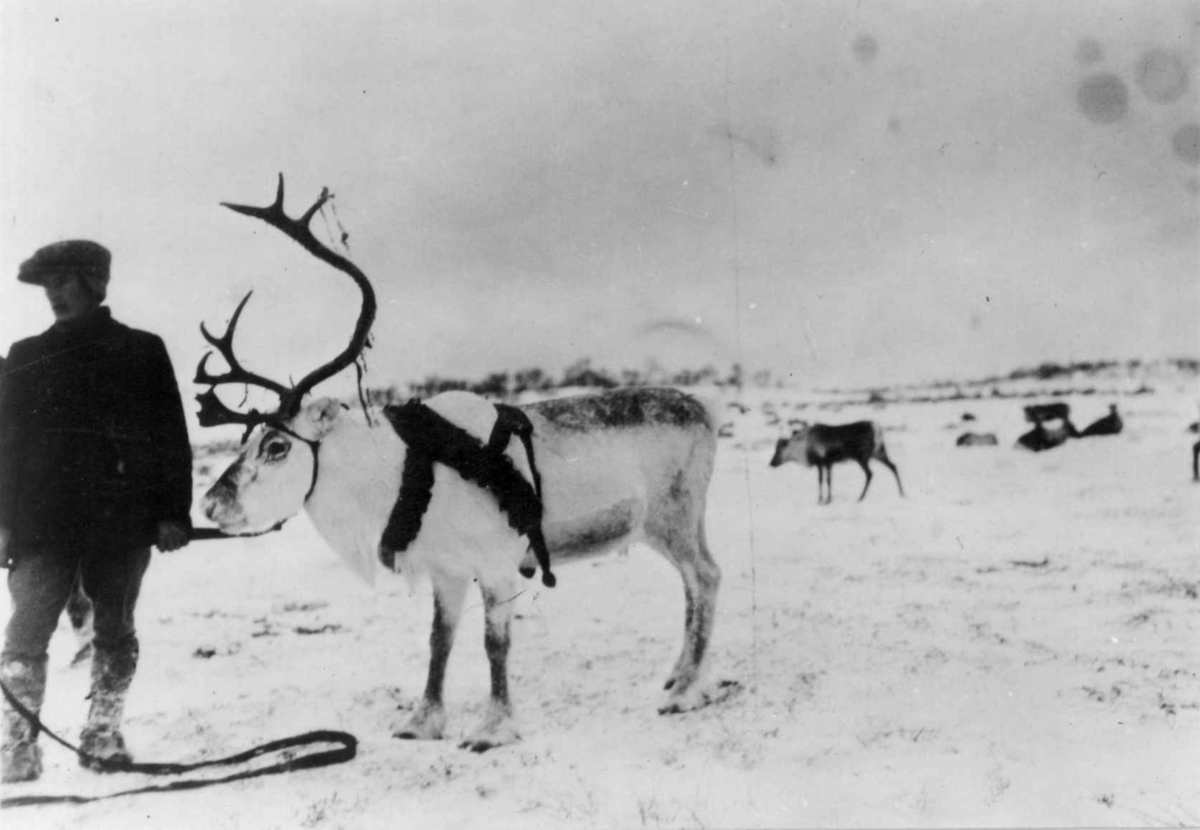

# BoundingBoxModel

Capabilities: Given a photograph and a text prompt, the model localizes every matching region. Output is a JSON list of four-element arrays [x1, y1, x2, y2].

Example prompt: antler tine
[[194, 291, 290, 396], [194, 387, 269, 435], [222, 173, 377, 420], [220, 174, 333, 263]]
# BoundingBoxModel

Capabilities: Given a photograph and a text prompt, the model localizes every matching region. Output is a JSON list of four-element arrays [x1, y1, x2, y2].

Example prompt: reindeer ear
[[303, 397, 342, 439]]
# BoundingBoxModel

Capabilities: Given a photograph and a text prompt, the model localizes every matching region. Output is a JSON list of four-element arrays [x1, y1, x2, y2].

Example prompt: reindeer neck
[[302, 413, 407, 581]]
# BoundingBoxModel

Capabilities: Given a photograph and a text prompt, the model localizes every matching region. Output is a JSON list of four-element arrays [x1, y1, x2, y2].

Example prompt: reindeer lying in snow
[[1014, 420, 1073, 452], [768, 420, 903, 505], [195, 177, 724, 752], [1078, 404, 1122, 438]]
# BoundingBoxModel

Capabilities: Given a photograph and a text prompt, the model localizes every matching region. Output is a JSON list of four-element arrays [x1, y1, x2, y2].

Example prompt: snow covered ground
[[6, 380, 1200, 829]]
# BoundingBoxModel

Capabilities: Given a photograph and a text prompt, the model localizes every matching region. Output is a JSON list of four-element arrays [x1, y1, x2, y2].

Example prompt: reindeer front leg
[[393, 573, 469, 741], [460, 579, 521, 752]]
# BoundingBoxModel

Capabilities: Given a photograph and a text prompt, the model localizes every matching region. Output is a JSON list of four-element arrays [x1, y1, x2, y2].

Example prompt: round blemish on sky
[[1136, 49, 1188, 103], [852, 33, 878, 65], [1076, 73, 1129, 125], [887, 116, 903, 134], [1076, 38, 1104, 65], [1173, 124, 1200, 166]]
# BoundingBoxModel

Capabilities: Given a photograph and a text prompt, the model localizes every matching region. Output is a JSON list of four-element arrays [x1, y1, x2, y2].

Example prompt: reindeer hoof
[[391, 707, 446, 741], [393, 727, 443, 741], [659, 679, 743, 714], [459, 716, 519, 752]]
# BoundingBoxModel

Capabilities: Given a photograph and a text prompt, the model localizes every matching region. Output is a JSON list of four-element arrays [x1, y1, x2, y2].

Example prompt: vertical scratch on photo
[[723, 7, 760, 713]]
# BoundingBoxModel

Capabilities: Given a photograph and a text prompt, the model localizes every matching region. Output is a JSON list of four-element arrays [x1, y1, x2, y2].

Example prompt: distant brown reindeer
[[769, 421, 903, 504], [65, 578, 94, 666], [1014, 420, 1074, 452], [1079, 404, 1122, 437], [956, 432, 998, 447], [1024, 402, 1072, 424], [1024, 402, 1080, 438]]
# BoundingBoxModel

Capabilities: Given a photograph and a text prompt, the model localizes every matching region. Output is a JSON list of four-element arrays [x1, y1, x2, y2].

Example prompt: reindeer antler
[[196, 174, 378, 431], [195, 292, 291, 395], [194, 291, 291, 431]]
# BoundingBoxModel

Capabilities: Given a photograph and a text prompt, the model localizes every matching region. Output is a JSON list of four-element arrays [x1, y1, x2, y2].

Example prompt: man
[[0, 240, 192, 783]]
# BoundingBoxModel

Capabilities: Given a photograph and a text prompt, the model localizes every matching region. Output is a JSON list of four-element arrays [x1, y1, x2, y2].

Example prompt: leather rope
[[0, 679, 356, 808]]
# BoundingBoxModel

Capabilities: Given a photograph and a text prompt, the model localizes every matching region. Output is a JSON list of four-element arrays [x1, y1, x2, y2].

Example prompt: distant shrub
[[408, 376, 470, 399], [470, 372, 510, 399], [561, 358, 618, 389], [513, 368, 553, 395]]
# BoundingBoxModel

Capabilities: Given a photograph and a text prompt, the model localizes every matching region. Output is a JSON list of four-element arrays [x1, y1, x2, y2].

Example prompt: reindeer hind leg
[[460, 577, 522, 752], [66, 575, 94, 668], [876, 447, 904, 497], [647, 484, 722, 714]]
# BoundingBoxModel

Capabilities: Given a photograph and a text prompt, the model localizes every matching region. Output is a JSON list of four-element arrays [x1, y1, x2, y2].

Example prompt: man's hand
[[156, 519, 190, 553]]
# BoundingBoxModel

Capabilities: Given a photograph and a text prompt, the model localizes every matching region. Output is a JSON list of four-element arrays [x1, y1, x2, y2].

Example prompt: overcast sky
[[2, 0, 1197, 417]]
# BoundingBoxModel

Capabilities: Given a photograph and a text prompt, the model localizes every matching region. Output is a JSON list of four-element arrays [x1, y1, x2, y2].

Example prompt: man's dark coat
[[0, 308, 192, 554]]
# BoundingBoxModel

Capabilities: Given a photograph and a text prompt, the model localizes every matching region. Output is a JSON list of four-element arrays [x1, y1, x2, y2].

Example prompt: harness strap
[[379, 400, 556, 587], [270, 423, 321, 504], [489, 404, 551, 583], [492, 404, 544, 499], [0, 679, 356, 809]]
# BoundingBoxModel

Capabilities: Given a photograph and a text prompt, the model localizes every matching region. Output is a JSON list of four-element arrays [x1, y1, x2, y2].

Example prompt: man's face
[[42, 271, 98, 322]]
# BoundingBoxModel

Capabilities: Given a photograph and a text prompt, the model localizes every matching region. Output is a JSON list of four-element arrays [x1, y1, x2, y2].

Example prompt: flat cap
[[18, 239, 111, 285]]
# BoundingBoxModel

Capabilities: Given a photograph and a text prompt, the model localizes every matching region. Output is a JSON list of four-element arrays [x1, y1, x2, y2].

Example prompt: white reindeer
[[769, 420, 903, 505], [196, 177, 724, 752]]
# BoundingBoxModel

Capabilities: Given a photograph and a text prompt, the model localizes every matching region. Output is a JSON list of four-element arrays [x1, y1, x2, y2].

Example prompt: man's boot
[[79, 640, 137, 771], [1, 656, 47, 783]]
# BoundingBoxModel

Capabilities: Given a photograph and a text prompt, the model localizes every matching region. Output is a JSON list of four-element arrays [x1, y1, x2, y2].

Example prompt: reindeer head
[[768, 421, 810, 467], [198, 176, 375, 534], [203, 398, 351, 532]]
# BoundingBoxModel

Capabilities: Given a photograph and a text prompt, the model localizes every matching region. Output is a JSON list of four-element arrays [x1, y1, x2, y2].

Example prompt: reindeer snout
[[203, 479, 239, 523]]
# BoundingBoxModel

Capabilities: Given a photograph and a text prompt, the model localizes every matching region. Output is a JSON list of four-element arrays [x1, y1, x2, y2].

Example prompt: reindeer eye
[[263, 438, 290, 460]]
